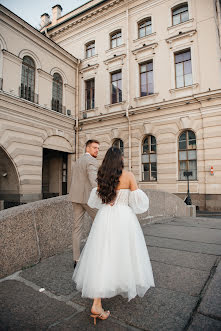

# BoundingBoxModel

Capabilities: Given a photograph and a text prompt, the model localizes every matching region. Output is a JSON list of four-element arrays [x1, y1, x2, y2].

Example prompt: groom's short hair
[[86, 139, 100, 147]]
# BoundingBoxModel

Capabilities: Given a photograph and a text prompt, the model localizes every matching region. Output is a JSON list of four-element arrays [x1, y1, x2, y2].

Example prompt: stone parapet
[[0, 190, 193, 278]]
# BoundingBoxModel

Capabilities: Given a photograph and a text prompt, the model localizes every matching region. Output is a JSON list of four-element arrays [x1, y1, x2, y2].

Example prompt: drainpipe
[[75, 59, 80, 160], [126, 5, 132, 171], [194, 96, 206, 205]]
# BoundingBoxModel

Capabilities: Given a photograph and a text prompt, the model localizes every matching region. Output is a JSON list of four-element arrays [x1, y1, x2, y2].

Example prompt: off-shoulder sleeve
[[129, 189, 149, 214], [87, 187, 103, 209]]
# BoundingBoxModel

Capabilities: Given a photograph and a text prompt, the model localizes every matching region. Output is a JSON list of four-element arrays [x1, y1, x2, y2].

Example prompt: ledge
[[134, 93, 159, 101], [105, 100, 126, 109], [133, 32, 157, 43], [167, 18, 194, 31], [105, 43, 126, 54], [169, 83, 199, 93]]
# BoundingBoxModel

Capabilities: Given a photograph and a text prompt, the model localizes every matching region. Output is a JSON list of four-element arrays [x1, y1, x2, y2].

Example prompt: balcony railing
[[51, 99, 66, 115], [19, 85, 39, 104]]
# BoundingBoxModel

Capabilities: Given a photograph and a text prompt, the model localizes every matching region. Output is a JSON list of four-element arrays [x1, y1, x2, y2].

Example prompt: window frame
[[174, 48, 192, 88], [52, 73, 63, 113], [138, 17, 152, 39], [21, 56, 35, 102], [172, 3, 189, 26], [178, 130, 197, 181], [139, 60, 154, 97], [141, 135, 157, 182], [110, 70, 122, 104], [85, 41, 95, 58], [112, 139, 124, 155], [85, 78, 95, 110], [110, 30, 122, 49]]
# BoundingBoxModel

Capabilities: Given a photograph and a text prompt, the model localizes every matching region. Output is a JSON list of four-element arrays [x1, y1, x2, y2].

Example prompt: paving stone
[[148, 246, 217, 271], [188, 313, 221, 330], [199, 261, 221, 319], [71, 287, 198, 331], [166, 217, 221, 230], [152, 261, 209, 296], [21, 249, 77, 296], [145, 235, 221, 255], [143, 224, 221, 244], [50, 311, 131, 330], [0, 280, 76, 330]]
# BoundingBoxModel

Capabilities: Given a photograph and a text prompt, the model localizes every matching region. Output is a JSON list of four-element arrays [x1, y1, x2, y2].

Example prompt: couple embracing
[[69, 139, 155, 324]]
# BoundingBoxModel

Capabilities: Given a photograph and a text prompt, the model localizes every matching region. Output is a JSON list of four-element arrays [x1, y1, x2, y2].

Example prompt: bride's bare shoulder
[[122, 170, 135, 179]]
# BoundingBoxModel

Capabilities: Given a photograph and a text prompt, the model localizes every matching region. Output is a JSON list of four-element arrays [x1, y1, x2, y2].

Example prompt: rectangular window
[[175, 50, 192, 88], [140, 61, 154, 96], [85, 78, 95, 110], [111, 71, 122, 104]]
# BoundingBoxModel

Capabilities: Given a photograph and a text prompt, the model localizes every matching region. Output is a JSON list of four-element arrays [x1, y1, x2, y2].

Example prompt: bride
[[72, 147, 155, 324]]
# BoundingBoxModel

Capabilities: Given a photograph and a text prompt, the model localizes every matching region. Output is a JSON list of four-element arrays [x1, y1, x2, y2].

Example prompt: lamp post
[[184, 171, 192, 205]]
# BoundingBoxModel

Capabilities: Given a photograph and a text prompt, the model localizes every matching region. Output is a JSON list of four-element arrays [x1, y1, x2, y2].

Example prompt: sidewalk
[[1, 216, 221, 330]]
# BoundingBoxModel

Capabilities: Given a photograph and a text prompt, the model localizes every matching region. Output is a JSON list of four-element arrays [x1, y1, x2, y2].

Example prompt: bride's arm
[[128, 172, 138, 191]]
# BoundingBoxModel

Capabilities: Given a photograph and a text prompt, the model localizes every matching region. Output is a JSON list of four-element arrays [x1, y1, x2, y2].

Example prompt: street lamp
[[184, 171, 192, 205]]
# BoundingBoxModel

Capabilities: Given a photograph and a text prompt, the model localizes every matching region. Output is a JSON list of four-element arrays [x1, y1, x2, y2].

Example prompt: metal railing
[[19, 85, 39, 104], [51, 99, 66, 115]]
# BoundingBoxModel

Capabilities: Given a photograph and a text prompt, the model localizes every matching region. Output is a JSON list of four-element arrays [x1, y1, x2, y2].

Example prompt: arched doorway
[[0, 146, 20, 209]]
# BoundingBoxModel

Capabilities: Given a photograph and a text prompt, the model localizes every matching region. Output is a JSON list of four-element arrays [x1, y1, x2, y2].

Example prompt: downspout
[[75, 59, 80, 160], [194, 96, 206, 206], [126, 4, 132, 171]]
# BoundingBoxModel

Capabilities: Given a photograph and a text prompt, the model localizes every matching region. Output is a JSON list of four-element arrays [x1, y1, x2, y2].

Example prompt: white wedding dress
[[72, 188, 155, 301]]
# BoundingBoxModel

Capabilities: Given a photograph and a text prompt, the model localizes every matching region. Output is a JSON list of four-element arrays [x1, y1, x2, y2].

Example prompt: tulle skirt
[[72, 204, 155, 301]]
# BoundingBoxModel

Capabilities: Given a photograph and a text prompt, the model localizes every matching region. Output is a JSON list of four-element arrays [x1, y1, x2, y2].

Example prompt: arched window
[[141, 135, 157, 181], [112, 139, 124, 154], [178, 130, 197, 180], [21, 56, 35, 102], [110, 30, 122, 49], [138, 18, 152, 38], [52, 73, 63, 113], [85, 41, 95, 58], [172, 3, 189, 25]]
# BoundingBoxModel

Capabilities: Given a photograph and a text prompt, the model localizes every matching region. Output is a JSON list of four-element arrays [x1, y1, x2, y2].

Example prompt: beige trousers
[[72, 202, 97, 261]]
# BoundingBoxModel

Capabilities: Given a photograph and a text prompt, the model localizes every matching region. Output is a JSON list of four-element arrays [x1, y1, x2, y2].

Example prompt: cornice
[[79, 63, 99, 74], [132, 42, 158, 56], [48, 0, 124, 38], [64, 83, 76, 92], [104, 54, 126, 65], [78, 90, 221, 126], [2, 49, 22, 64], [166, 29, 197, 44], [37, 69, 53, 81], [0, 90, 75, 129], [0, 7, 78, 65]]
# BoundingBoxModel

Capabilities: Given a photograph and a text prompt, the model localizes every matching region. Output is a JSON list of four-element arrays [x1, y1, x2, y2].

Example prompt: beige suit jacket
[[69, 153, 98, 204]]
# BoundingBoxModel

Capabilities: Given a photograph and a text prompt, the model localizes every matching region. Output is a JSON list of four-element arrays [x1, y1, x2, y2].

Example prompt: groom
[[69, 139, 100, 268]]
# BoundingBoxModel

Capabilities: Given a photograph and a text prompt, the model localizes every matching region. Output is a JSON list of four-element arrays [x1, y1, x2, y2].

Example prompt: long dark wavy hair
[[97, 147, 124, 204]]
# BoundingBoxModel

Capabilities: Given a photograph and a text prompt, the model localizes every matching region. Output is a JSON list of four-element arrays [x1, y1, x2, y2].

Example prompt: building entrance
[[42, 148, 68, 199]]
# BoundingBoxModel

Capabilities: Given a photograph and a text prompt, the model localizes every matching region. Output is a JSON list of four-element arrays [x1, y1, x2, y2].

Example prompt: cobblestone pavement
[[1, 216, 221, 330]]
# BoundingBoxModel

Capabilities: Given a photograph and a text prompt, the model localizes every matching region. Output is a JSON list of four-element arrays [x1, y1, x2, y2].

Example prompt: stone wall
[[0, 191, 193, 278]]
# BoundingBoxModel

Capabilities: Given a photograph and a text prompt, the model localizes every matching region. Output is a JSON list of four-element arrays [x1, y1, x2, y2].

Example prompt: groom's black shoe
[[73, 261, 77, 269]]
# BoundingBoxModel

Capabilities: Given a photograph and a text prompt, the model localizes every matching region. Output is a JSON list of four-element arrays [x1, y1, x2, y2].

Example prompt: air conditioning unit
[[83, 112, 87, 119]]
